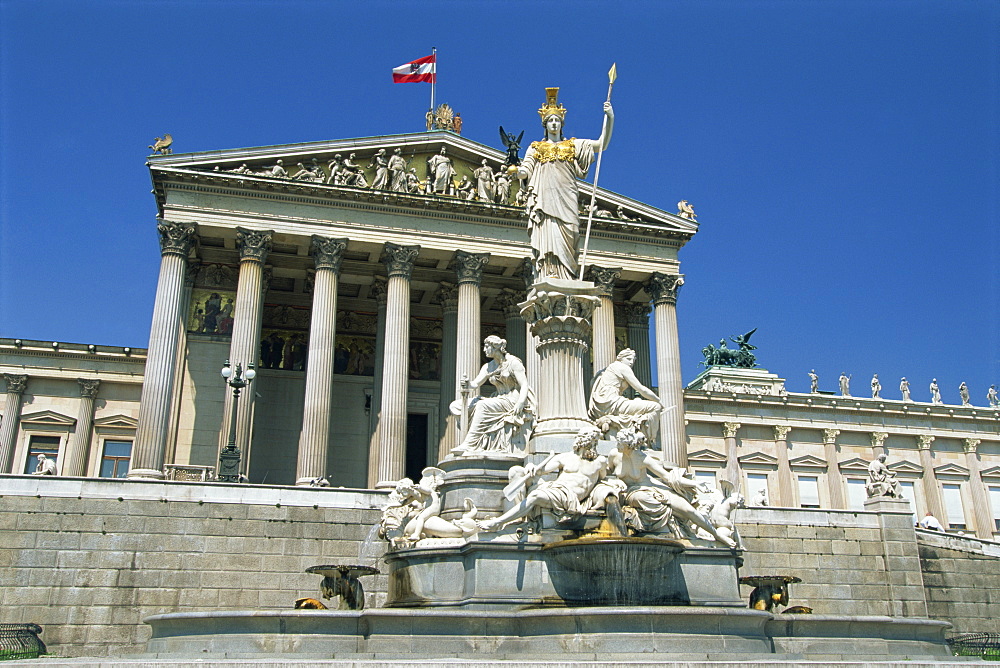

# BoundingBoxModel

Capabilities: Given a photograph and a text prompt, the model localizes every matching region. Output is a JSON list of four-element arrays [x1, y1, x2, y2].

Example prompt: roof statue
[[499, 126, 525, 167], [677, 199, 696, 220], [701, 328, 758, 368], [148, 134, 173, 155]]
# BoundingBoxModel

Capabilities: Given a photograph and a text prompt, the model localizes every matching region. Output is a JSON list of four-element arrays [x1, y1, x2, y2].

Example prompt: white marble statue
[[453, 336, 534, 454], [697, 479, 744, 548], [839, 373, 851, 397], [455, 175, 475, 201], [751, 488, 768, 507], [473, 159, 496, 202], [677, 199, 697, 220], [388, 148, 408, 192], [515, 87, 614, 280], [808, 370, 818, 393], [865, 454, 901, 498], [988, 385, 999, 408], [608, 428, 737, 547], [479, 427, 611, 531], [588, 349, 663, 441], [405, 168, 422, 194], [427, 147, 455, 194], [929, 378, 942, 404], [871, 374, 881, 399], [900, 377, 911, 402], [367, 149, 389, 190], [494, 169, 512, 204], [259, 160, 287, 178], [959, 382, 971, 407], [341, 153, 367, 187], [378, 467, 478, 548], [32, 454, 57, 475]]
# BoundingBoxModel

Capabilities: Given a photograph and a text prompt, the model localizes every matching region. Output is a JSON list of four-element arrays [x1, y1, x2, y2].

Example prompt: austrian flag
[[392, 54, 436, 83]]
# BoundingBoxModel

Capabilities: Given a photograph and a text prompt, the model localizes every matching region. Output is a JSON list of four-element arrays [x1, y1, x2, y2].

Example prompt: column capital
[[586, 266, 622, 297], [157, 220, 196, 257], [494, 287, 525, 319], [310, 236, 348, 272], [380, 242, 420, 279], [722, 422, 741, 438], [3, 374, 27, 395], [870, 432, 889, 449], [236, 227, 273, 264], [822, 428, 841, 444], [450, 250, 490, 285], [917, 434, 936, 450], [624, 302, 652, 324], [370, 276, 389, 307], [435, 282, 459, 312], [645, 273, 684, 306], [963, 438, 981, 454], [77, 378, 101, 398], [773, 425, 791, 440], [515, 257, 535, 289]]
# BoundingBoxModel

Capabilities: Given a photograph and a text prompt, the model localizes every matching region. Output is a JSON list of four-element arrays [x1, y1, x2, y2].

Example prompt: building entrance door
[[405, 413, 429, 482]]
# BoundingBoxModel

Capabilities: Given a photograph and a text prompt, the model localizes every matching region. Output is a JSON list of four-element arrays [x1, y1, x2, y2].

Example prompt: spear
[[578, 63, 618, 281]]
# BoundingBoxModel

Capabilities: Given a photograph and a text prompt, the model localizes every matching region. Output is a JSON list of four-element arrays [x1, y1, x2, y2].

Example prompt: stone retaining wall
[[916, 527, 1000, 634]]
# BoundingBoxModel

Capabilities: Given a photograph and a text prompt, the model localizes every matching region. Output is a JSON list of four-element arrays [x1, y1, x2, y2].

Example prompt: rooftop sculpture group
[[700, 329, 758, 368], [809, 370, 997, 407]]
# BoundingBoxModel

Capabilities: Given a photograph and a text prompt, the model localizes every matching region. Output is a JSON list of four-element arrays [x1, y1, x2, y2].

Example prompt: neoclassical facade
[[1, 130, 997, 540]]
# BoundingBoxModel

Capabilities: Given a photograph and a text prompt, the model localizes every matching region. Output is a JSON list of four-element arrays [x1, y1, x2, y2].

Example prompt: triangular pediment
[[148, 132, 695, 237], [889, 460, 924, 475], [839, 457, 872, 473], [980, 465, 1000, 480], [738, 452, 778, 467], [933, 463, 970, 477], [687, 449, 729, 465], [790, 454, 827, 469], [93, 414, 138, 428], [20, 410, 75, 427]]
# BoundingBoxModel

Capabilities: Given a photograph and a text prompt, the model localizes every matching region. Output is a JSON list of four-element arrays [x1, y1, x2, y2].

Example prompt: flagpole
[[430, 47, 437, 118], [578, 64, 617, 281]]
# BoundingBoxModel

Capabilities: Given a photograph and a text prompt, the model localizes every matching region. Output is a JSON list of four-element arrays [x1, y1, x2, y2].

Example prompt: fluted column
[[587, 266, 621, 374], [0, 374, 28, 473], [369, 243, 419, 487], [773, 425, 793, 506], [218, 228, 273, 475], [495, 288, 527, 362], [131, 220, 196, 479], [451, 251, 489, 420], [624, 303, 653, 389], [871, 432, 889, 458], [722, 422, 741, 485], [296, 236, 348, 485], [63, 379, 100, 477], [516, 258, 541, 390], [646, 273, 686, 466], [367, 277, 389, 460], [436, 283, 459, 459], [823, 428, 845, 509], [917, 435, 945, 521], [165, 262, 201, 467], [963, 438, 994, 538]]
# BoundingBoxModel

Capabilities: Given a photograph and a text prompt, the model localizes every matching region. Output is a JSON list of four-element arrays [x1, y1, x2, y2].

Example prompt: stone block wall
[[917, 528, 1000, 633]]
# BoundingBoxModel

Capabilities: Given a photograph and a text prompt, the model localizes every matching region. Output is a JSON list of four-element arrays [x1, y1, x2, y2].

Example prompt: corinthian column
[[773, 425, 793, 506], [722, 422, 741, 485], [451, 251, 490, 407], [823, 428, 845, 509], [870, 432, 889, 458], [587, 266, 621, 374], [494, 288, 527, 362], [646, 273, 686, 466], [436, 283, 459, 459], [963, 438, 994, 538], [367, 277, 388, 459], [296, 236, 348, 485], [218, 228, 273, 474], [624, 303, 653, 389], [917, 435, 945, 521], [0, 374, 28, 473], [131, 220, 196, 479], [369, 243, 419, 487], [63, 379, 100, 477]]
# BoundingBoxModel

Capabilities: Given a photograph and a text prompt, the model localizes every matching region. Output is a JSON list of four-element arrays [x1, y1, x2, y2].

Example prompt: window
[[100, 440, 132, 478], [746, 473, 768, 505], [899, 480, 918, 522], [941, 483, 967, 530], [798, 475, 820, 508], [988, 485, 1000, 532], [25, 435, 60, 474], [694, 470, 717, 490], [846, 478, 867, 511]]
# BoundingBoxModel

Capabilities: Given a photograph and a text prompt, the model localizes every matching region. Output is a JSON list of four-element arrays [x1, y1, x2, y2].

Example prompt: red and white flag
[[392, 54, 436, 83]]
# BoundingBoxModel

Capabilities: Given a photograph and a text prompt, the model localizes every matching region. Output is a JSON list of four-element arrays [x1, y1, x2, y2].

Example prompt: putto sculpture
[[700, 328, 758, 368], [515, 87, 614, 280]]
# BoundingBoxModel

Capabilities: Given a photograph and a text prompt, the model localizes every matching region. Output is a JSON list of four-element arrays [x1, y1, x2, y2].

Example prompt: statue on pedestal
[[589, 349, 662, 441], [900, 377, 911, 402], [808, 370, 819, 393], [839, 373, 851, 397], [388, 148, 408, 192], [988, 385, 999, 408], [959, 381, 971, 406], [930, 378, 942, 404], [871, 374, 881, 399], [427, 147, 455, 195], [516, 87, 614, 281], [453, 336, 534, 455], [865, 454, 901, 499]]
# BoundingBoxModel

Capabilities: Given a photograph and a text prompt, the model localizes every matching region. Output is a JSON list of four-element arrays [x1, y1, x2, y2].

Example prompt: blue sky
[[1, 0, 997, 402]]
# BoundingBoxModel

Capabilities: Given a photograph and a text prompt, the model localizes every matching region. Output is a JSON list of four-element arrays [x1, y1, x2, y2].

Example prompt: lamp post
[[218, 359, 256, 482]]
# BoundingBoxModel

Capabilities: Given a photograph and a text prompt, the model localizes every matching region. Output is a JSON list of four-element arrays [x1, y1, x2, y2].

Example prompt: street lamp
[[218, 359, 256, 482]]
